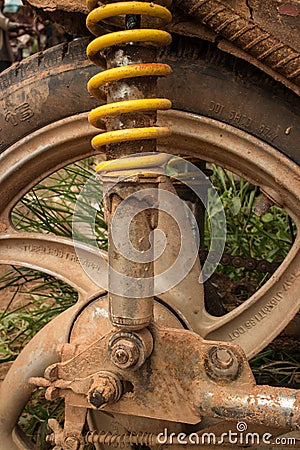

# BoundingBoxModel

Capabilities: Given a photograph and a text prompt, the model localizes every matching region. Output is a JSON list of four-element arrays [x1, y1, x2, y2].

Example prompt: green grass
[[0, 269, 77, 363], [12, 158, 107, 247], [0, 159, 299, 447], [206, 166, 296, 287]]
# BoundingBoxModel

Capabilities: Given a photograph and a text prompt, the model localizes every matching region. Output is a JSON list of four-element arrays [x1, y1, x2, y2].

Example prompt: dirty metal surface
[[92, 23, 173, 327], [1, 36, 299, 160], [31, 321, 300, 430], [0, 111, 299, 357], [24, 0, 300, 54], [0, 110, 299, 447]]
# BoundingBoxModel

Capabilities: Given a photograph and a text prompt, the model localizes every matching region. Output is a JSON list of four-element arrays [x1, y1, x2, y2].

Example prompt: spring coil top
[[86, 1, 173, 154]]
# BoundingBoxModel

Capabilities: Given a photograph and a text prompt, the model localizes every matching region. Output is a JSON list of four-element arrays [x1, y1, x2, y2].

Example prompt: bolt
[[88, 388, 107, 409], [64, 436, 80, 450], [215, 348, 234, 368], [114, 348, 130, 365], [210, 347, 236, 370], [87, 374, 122, 409], [110, 339, 139, 369], [206, 346, 240, 381]]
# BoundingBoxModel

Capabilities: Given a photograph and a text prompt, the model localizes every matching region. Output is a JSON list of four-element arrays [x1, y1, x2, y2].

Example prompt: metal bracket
[[30, 325, 300, 434]]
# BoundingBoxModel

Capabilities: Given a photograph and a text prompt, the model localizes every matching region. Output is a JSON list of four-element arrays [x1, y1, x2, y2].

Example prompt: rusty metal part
[[0, 30, 298, 446], [84, 430, 168, 446], [85, 1, 173, 331], [0, 111, 299, 357], [196, 384, 300, 430], [50, 427, 300, 447], [48, 408, 86, 449], [110, 340, 140, 368], [205, 345, 240, 381], [99, 157, 201, 331], [103, 174, 160, 330], [31, 368, 124, 409], [33, 324, 300, 430], [18, 0, 300, 96], [1, 110, 300, 448], [108, 329, 153, 369], [175, 0, 300, 86], [87, 372, 123, 409], [47, 420, 83, 449]]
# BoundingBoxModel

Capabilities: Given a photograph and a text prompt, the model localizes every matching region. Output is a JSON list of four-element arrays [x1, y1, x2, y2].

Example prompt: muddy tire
[[0, 36, 299, 163]]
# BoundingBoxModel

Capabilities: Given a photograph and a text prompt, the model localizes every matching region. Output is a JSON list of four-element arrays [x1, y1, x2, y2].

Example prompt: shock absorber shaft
[[86, 1, 173, 330], [106, 15, 157, 329], [105, 40, 160, 158]]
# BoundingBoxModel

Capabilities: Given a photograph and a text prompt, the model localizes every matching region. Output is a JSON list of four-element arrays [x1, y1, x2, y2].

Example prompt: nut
[[87, 372, 122, 409], [108, 330, 153, 370], [110, 338, 140, 368], [88, 388, 108, 409], [205, 346, 240, 382]]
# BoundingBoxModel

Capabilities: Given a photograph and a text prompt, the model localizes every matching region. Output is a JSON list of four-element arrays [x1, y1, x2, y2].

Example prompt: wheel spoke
[[0, 232, 106, 297], [159, 111, 300, 357], [197, 241, 300, 358]]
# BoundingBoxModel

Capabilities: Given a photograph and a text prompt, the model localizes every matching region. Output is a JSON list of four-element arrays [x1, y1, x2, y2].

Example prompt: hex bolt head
[[110, 339, 140, 369], [114, 348, 130, 365], [206, 346, 240, 381]]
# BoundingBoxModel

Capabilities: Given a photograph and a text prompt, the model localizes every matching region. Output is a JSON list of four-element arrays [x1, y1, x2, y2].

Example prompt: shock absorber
[[86, 0, 174, 331]]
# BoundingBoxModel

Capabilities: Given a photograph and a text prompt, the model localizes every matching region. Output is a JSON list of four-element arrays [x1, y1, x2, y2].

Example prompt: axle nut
[[108, 329, 153, 369], [110, 339, 140, 368]]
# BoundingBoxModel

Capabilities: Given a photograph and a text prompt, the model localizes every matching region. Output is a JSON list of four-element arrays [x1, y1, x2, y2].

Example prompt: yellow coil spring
[[86, 1, 173, 154]]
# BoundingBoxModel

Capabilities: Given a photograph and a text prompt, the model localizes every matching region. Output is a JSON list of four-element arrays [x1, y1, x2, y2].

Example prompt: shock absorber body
[[86, 1, 173, 330]]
